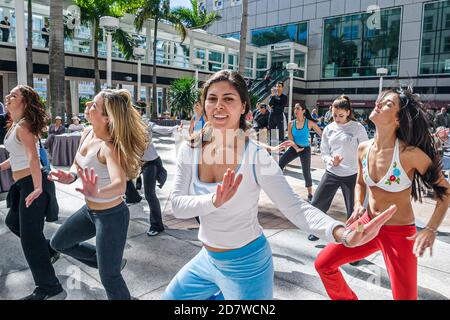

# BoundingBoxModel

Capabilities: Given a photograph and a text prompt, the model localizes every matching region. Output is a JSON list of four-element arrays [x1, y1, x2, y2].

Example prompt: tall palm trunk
[[49, 0, 65, 123], [94, 22, 101, 93], [65, 80, 72, 120], [152, 18, 158, 119], [26, 0, 33, 86], [238, 0, 248, 75]]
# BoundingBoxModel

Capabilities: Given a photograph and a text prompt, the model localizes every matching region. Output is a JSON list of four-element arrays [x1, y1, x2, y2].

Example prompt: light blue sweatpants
[[163, 234, 274, 300]]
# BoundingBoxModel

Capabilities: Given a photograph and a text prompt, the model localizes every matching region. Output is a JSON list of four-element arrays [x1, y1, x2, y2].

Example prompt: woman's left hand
[[344, 205, 397, 247], [25, 187, 43, 208], [75, 167, 99, 198], [407, 229, 437, 258]]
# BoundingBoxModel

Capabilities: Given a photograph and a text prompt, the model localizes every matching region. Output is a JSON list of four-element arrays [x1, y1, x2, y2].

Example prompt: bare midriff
[[367, 186, 415, 226], [86, 197, 123, 211]]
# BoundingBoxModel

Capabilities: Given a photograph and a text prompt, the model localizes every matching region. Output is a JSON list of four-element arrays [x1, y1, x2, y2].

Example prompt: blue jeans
[[50, 202, 130, 300], [162, 234, 274, 300]]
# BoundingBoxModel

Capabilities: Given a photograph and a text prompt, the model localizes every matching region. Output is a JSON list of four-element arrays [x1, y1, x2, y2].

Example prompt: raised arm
[[253, 146, 344, 242]]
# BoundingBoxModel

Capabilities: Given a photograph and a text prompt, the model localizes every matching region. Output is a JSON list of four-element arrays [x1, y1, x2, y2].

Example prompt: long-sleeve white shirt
[[320, 121, 369, 177], [171, 139, 344, 249]]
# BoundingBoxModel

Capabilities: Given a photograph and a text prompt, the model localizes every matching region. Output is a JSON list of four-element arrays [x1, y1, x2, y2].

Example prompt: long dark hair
[[383, 88, 448, 201], [190, 70, 251, 147], [294, 103, 316, 123], [7, 85, 48, 136], [332, 95, 357, 121]]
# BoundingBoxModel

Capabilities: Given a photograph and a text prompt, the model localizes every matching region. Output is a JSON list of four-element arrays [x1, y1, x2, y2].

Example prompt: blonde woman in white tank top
[[48, 89, 148, 300], [1, 85, 62, 300]]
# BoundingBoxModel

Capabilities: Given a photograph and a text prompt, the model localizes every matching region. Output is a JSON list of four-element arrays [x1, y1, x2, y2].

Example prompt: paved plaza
[[1, 131, 449, 300]]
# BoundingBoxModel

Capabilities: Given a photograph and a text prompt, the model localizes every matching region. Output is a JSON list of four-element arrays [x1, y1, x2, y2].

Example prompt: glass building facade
[[250, 22, 308, 47], [322, 7, 401, 78], [420, 0, 450, 74]]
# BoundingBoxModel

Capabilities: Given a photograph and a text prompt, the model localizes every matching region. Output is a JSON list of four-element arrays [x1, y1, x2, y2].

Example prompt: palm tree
[[238, 0, 248, 75], [49, 0, 65, 123], [171, 0, 221, 30], [134, 0, 186, 119], [74, 0, 135, 93], [26, 0, 33, 86]]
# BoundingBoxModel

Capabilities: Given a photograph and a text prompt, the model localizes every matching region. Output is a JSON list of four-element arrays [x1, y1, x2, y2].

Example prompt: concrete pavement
[[1, 132, 449, 300]]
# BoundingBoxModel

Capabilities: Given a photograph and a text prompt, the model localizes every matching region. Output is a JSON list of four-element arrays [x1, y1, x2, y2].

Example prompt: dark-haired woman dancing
[[315, 88, 450, 300]]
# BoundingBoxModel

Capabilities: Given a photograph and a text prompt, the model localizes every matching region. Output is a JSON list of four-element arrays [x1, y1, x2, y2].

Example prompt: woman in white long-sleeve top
[[308, 96, 369, 241], [162, 70, 397, 300]]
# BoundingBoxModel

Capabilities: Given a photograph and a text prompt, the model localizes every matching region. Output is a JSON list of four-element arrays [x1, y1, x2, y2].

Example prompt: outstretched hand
[[75, 167, 99, 198], [47, 169, 75, 184], [212, 169, 243, 208], [344, 205, 397, 247]]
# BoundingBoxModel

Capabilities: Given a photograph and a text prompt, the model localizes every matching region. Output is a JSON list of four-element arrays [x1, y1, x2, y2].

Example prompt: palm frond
[[113, 28, 135, 60]]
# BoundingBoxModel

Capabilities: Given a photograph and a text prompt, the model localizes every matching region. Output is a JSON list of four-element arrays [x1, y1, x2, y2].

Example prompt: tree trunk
[[238, 0, 248, 75], [65, 79, 72, 120], [152, 18, 158, 120], [94, 22, 101, 94], [49, 0, 65, 123], [26, 0, 33, 86]]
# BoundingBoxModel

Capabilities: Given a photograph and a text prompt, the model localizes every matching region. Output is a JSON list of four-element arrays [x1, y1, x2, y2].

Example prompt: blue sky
[[171, 0, 192, 8]]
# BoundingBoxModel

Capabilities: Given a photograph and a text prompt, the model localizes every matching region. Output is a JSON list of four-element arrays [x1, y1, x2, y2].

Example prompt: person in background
[[311, 108, 319, 121], [434, 107, 450, 128], [68, 116, 84, 133], [253, 103, 269, 131], [308, 96, 368, 241], [268, 81, 288, 144], [324, 105, 333, 124], [41, 22, 50, 48], [1, 16, 11, 42], [279, 103, 323, 202], [189, 100, 206, 135], [44, 116, 65, 156]]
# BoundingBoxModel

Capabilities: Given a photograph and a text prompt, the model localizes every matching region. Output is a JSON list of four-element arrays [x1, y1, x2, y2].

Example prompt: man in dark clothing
[[1, 16, 11, 42], [41, 22, 49, 48], [253, 103, 269, 130], [268, 81, 287, 144], [435, 107, 450, 128]]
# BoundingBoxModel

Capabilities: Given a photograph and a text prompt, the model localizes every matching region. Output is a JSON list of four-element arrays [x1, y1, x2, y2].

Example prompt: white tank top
[[74, 130, 123, 203], [3, 120, 41, 172]]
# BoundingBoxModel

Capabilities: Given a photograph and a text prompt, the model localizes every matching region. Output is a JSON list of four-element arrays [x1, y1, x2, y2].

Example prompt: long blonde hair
[[100, 89, 149, 179]]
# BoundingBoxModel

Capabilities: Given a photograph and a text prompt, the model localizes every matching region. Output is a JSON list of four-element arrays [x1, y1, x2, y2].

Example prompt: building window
[[213, 0, 223, 11], [198, 1, 206, 12], [420, 0, 450, 74], [250, 22, 308, 47], [219, 32, 240, 40], [322, 7, 401, 78], [231, 0, 242, 6]]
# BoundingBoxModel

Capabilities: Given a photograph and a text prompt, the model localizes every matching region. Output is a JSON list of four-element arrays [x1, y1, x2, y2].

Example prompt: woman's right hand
[[331, 155, 344, 166], [346, 205, 366, 227], [212, 168, 243, 208], [48, 169, 75, 184]]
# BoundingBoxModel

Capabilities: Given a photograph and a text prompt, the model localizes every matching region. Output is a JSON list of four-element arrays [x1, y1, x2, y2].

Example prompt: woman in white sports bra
[[48, 89, 148, 300], [315, 88, 449, 300], [1, 85, 62, 300]]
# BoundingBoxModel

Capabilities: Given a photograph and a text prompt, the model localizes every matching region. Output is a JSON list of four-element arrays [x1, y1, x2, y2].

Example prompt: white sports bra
[[4, 119, 40, 172], [362, 138, 412, 192]]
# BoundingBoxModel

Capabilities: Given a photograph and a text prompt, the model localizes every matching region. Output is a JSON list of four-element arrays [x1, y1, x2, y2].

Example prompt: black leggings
[[5, 174, 61, 292], [279, 146, 312, 188], [311, 171, 357, 218]]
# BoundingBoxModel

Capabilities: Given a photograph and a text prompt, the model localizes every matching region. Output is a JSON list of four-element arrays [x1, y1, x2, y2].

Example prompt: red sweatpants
[[315, 213, 418, 300]]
